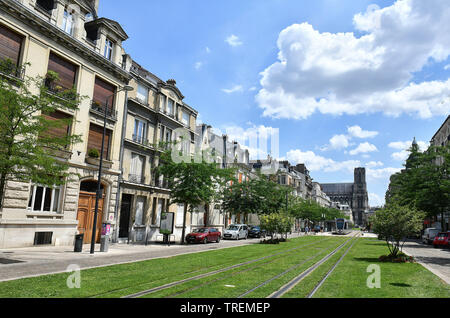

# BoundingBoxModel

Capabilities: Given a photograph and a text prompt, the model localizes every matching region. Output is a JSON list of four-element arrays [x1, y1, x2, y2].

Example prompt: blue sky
[[100, 0, 449, 207]]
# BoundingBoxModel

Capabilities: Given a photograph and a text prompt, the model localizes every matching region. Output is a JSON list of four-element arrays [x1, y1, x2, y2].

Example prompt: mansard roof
[[321, 183, 354, 195]]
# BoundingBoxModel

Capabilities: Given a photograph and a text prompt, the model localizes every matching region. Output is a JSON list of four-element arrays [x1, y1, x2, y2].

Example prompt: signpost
[[160, 212, 174, 246]]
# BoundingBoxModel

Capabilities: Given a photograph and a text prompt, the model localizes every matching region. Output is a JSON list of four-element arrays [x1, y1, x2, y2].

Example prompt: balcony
[[151, 179, 170, 189], [0, 62, 26, 84], [128, 174, 145, 184], [90, 100, 117, 121], [132, 134, 151, 147]]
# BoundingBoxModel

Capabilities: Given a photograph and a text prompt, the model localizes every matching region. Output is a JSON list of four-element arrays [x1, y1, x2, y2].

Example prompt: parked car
[[422, 228, 440, 245], [248, 226, 266, 238], [185, 227, 221, 244], [433, 231, 450, 249], [223, 224, 248, 240]]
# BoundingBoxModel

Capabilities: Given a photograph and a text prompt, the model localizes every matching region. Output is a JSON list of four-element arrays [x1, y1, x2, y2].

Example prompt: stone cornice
[[0, 0, 131, 83]]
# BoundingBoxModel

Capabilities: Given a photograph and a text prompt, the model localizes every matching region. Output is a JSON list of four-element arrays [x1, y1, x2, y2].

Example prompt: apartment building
[[0, 0, 131, 248], [117, 61, 198, 244]]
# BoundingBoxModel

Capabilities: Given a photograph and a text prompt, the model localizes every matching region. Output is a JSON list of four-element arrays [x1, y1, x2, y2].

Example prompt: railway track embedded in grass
[[121, 236, 333, 298]]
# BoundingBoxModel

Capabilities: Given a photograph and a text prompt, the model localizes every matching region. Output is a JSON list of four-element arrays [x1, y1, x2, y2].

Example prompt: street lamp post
[[90, 85, 133, 255]]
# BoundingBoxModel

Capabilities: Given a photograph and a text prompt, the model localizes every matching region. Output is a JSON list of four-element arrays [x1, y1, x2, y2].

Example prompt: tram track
[[306, 235, 359, 298], [121, 236, 333, 298], [267, 232, 360, 298]]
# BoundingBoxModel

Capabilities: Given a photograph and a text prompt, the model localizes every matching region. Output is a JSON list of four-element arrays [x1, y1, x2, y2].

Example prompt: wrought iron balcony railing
[[128, 174, 146, 184], [0, 63, 26, 82], [90, 100, 117, 120], [132, 134, 151, 147]]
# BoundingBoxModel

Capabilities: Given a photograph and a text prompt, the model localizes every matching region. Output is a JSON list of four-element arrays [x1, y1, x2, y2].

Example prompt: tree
[[0, 63, 82, 209], [259, 212, 293, 242], [158, 148, 233, 244], [371, 202, 425, 258], [386, 143, 450, 230]]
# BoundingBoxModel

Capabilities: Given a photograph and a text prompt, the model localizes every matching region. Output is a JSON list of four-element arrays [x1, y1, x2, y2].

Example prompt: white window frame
[[28, 184, 61, 213], [133, 118, 147, 144], [104, 38, 114, 60], [136, 83, 149, 104], [62, 9, 74, 35], [167, 99, 174, 116], [181, 110, 189, 126]]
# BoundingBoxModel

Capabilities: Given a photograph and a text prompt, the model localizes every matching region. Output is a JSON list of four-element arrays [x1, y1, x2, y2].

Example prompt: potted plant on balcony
[[45, 70, 59, 91], [87, 148, 100, 159]]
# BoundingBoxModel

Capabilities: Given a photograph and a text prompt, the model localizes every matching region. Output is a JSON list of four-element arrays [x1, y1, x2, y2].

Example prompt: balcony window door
[[167, 99, 174, 116], [133, 118, 146, 144], [136, 83, 148, 104], [93, 77, 115, 115], [130, 153, 145, 183], [181, 111, 189, 126], [87, 124, 111, 160], [61, 9, 74, 35], [47, 52, 77, 92], [104, 38, 113, 61], [0, 24, 23, 68]]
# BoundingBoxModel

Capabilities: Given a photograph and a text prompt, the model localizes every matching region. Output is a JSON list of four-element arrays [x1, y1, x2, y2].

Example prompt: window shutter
[[87, 124, 111, 159], [47, 52, 77, 91], [0, 24, 23, 65], [42, 111, 71, 138], [93, 77, 115, 112]]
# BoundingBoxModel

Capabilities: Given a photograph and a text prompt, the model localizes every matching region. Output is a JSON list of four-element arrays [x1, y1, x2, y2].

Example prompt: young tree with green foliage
[[371, 202, 425, 258], [0, 63, 82, 209], [158, 148, 233, 244]]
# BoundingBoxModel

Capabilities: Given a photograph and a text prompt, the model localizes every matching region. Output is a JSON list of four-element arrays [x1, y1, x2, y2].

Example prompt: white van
[[422, 228, 440, 245], [223, 224, 248, 240]]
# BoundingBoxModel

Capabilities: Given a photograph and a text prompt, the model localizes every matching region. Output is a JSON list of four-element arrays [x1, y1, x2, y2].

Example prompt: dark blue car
[[248, 226, 266, 238]]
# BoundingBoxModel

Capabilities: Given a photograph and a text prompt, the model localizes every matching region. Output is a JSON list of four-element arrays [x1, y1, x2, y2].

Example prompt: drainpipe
[[113, 89, 129, 243]]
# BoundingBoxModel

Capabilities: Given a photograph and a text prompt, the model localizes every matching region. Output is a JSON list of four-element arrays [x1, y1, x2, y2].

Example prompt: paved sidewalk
[[0, 233, 306, 282], [402, 240, 450, 285]]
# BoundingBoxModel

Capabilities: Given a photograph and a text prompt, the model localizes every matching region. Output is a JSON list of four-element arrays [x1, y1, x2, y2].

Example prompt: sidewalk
[[0, 232, 305, 282]]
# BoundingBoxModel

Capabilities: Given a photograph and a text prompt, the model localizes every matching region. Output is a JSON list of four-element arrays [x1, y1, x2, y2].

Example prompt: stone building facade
[[0, 0, 131, 248]]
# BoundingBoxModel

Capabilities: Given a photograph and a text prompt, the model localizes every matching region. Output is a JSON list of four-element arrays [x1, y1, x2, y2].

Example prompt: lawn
[[311, 238, 450, 298], [0, 236, 448, 298]]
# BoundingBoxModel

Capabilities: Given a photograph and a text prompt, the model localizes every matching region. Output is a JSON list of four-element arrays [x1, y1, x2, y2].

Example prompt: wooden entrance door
[[77, 191, 104, 244]]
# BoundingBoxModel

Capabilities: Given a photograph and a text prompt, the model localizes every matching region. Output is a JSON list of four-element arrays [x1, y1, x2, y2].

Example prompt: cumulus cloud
[[369, 192, 384, 207], [388, 140, 429, 161], [225, 34, 243, 47], [348, 126, 379, 139], [287, 149, 360, 172], [366, 161, 384, 168], [222, 85, 244, 94], [366, 167, 402, 181], [256, 0, 450, 120], [349, 142, 378, 155], [194, 62, 203, 70]]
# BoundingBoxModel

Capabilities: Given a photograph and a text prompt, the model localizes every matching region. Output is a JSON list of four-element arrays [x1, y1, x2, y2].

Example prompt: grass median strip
[[312, 238, 450, 298]]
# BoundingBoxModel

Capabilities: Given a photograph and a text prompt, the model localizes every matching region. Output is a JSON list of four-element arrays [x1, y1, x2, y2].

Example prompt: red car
[[433, 231, 450, 249], [186, 228, 221, 244]]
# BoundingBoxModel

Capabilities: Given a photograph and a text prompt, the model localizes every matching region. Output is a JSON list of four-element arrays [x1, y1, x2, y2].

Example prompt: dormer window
[[62, 9, 74, 35], [104, 38, 113, 60], [36, 0, 54, 14]]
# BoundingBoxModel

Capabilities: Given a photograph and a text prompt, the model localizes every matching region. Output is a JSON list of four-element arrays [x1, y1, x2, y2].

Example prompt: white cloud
[[225, 34, 243, 47], [287, 149, 360, 172], [206, 47, 211, 54], [444, 64, 450, 70], [366, 161, 384, 168], [366, 167, 402, 181], [369, 192, 384, 207], [222, 85, 244, 94], [256, 0, 450, 120], [194, 62, 203, 70], [389, 140, 429, 161], [249, 86, 258, 91], [349, 142, 378, 155], [328, 134, 350, 150], [347, 126, 378, 138]]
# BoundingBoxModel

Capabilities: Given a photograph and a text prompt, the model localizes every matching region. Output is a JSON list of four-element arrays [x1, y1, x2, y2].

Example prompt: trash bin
[[74, 233, 84, 252]]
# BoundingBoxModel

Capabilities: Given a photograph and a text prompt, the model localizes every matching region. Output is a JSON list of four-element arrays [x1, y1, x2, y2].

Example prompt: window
[[41, 110, 72, 141], [61, 9, 74, 35], [47, 52, 77, 91], [133, 118, 146, 144], [130, 153, 145, 183], [93, 77, 116, 115], [0, 24, 23, 68], [87, 123, 111, 160], [160, 95, 166, 112], [167, 99, 174, 116], [181, 111, 189, 126], [165, 127, 173, 143], [36, 0, 54, 13], [104, 38, 113, 60], [28, 185, 61, 213], [136, 83, 149, 104], [135, 196, 145, 226]]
